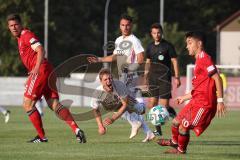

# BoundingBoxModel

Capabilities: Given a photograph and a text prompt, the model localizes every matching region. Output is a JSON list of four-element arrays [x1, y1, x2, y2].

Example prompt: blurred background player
[[88, 14, 145, 139], [144, 23, 181, 136], [0, 106, 10, 123], [7, 13, 86, 143], [219, 72, 228, 93], [158, 31, 226, 154], [91, 69, 155, 142], [88, 14, 144, 80]]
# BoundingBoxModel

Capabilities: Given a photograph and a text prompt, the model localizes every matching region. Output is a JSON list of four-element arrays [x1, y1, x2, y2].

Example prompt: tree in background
[[0, 0, 43, 75], [0, 0, 239, 76]]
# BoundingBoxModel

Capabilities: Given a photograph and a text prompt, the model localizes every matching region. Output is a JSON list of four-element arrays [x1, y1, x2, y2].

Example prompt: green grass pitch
[[0, 107, 240, 160]]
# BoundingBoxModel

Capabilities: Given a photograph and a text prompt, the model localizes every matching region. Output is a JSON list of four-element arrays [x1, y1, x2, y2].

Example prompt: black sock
[[155, 125, 162, 135], [167, 106, 177, 118]]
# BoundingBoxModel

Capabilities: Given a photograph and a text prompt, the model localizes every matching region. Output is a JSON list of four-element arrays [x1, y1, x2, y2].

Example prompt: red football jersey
[[17, 29, 48, 71], [191, 51, 217, 106]]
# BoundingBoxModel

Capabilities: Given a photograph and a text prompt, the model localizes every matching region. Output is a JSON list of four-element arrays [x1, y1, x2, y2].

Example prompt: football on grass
[[147, 105, 169, 126]]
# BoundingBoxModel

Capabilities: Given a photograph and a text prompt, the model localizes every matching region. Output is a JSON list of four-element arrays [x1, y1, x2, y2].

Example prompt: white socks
[[0, 106, 7, 115], [35, 99, 44, 116]]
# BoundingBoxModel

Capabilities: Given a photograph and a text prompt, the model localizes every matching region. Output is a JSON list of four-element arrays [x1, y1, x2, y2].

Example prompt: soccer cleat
[[4, 110, 10, 123], [76, 130, 87, 143], [129, 121, 142, 139], [166, 106, 177, 118], [157, 139, 178, 148], [27, 136, 48, 143], [164, 148, 186, 154], [153, 130, 162, 136], [142, 132, 155, 143]]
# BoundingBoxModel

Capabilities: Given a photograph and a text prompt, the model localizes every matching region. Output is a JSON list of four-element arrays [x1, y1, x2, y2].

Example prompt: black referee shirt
[[146, 39, 177, 73]]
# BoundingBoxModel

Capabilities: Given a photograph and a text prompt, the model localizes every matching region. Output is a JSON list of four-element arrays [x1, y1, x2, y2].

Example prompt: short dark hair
[[185, 31, 206, 47], [7, 13, 22, 23], [150, 23, 163, 34], [99, 68, 111, 80], [120, 14, 133, 23]]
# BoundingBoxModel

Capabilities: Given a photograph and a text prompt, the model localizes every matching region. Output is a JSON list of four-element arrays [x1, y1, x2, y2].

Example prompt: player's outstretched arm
[[87, 55, 115, 63], [211, 73, 226, 117], [103, 99, 127, 126], [176, 93, 192, 104], [93, 108, 106, 135]]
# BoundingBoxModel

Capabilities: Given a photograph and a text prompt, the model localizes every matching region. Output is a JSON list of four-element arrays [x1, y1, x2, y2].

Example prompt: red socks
[[56, 105, 79, 134], [178, 133, 190, 153], [171, 125, 179, 144], [171, 125, 189, 153], [28, 104, 79, 138], [28, 109, 45, 139]]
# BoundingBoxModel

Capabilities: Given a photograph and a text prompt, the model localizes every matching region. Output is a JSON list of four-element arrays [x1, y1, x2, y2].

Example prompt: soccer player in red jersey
[[157, 31, 226, 154], [7, 13, 86, 143]]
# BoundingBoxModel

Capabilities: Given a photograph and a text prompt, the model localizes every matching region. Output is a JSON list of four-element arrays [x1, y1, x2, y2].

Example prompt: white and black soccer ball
[[147, 105, 169, 126]]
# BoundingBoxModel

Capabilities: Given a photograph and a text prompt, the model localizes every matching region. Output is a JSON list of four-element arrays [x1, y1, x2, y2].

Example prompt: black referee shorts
[[147, 72, 172, 99]]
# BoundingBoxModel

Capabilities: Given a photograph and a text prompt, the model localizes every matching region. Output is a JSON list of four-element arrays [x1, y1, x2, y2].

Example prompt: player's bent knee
[[179, 125, 190, 135], [23, 98, 35, 112], [46, 98, 59, 111]]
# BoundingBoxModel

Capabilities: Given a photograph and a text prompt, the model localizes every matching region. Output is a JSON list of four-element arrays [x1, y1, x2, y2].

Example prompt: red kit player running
[[7, 13, 86, 143], [157, 31, 226, 154]]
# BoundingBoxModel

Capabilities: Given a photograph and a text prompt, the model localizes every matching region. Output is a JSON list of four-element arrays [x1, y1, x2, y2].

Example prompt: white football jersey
[[113, 34, 144, 64], [90, 80, 138, 111]]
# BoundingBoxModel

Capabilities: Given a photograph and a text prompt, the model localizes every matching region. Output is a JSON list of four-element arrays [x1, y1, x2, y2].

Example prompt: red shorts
[[176, 100, 217, 136], [24, 63, 59, 101]]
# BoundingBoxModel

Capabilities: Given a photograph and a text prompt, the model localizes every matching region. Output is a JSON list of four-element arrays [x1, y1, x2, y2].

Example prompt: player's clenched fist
[[98, 125, 106, 135], [176, 97, 184, 104], [87, 56, 99, 63], [175, 93, 192, 105]]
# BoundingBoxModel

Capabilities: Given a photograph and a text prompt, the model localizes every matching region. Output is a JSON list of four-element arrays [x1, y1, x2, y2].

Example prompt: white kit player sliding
[[88, 14, 146, 140], [0, 106, 10, 123], [91, 69, 154, 142]]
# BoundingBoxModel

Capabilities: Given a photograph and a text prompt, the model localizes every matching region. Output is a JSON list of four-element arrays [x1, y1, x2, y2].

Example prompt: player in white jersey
[[87, 14, 144, 87], [91, 69, 154, 142], [88, 15, 146, 139], [88, 14, 144, 68], [0, 106, 10, 123]]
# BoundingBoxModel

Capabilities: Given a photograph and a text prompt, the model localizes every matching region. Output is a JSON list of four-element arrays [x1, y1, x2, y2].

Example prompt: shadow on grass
[[191, 152, 240, 159], [190, 140, 240, 146]]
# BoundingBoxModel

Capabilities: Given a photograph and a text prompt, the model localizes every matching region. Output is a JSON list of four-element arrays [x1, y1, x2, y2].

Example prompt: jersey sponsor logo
[[116, 49, 126, 55], [158, 55, 164, 61], [119, 40, 132, 50], [116, 40, 133, 56]]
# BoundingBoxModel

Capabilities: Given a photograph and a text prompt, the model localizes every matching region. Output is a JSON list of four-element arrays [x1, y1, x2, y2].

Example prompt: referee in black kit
[[144, 23, 181, 136]]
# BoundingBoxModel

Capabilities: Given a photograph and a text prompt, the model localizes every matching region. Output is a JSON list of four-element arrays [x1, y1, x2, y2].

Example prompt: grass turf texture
[[0, 107, 240, 160]]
